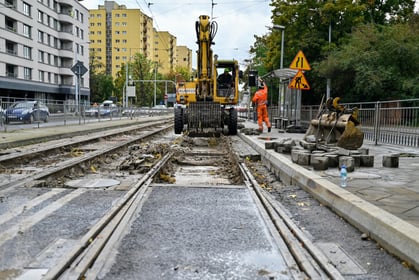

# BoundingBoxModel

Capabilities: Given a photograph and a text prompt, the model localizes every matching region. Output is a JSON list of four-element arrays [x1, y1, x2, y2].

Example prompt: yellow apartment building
[[89, 1, 154, 78], [89, 1, 191, 78], [176, 46, 193, 72], [153, 31, 177, 74]]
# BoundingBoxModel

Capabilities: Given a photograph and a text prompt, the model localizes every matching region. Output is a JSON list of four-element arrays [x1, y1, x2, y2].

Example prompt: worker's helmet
[[258, 81, 264, 89], [224, 68, 230, 73]]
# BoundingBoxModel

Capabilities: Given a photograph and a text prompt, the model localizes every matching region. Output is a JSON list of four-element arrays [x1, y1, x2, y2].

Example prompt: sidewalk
[[239, 119, 419, 272]]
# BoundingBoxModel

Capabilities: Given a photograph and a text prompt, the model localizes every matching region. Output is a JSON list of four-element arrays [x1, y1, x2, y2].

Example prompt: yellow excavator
[[174, 15, 241, 136], [304, 97, 364, 150]]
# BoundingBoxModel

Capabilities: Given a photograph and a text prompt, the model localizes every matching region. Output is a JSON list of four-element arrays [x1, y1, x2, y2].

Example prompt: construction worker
[[252, 78, 271, 133], [217, 68, 233, 87]]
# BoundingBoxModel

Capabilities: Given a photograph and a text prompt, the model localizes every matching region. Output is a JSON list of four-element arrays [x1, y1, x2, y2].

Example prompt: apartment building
[[89, 1, 154, 78], [176, 45, 192, 72], [89, 1, 192, 78], [0, 0, 90, 102], [154, 30, 177, 74]]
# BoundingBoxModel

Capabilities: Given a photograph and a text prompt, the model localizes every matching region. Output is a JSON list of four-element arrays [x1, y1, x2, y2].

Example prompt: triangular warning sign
[[288, 70, 310, 90], [289, 50, 311, 70]]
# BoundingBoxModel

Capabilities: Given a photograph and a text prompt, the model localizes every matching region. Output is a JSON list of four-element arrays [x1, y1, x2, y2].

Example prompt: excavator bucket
[[304, 97, 364, 150]]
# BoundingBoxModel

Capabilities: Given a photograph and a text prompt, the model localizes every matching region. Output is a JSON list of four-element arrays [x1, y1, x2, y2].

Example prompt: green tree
[[316, 20, 419, 102], [250, 0, 416, 104], [114, 53, 156, 107], [89, 51, 114, 103]]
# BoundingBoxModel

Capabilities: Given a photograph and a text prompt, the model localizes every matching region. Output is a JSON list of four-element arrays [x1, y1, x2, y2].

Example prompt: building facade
[[89, 1, 155, 78], [154, 30, 177, 74], [89, 1, 192, 78], [176, 45, 192, 72], [0, 0, 90, 103]]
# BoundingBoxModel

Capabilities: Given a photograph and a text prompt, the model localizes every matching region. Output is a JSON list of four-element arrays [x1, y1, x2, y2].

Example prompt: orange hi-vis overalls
[[252, 84, 271, 132]]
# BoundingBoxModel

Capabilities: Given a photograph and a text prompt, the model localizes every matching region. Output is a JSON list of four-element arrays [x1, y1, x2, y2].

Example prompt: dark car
[[5, 101, 50, 124]]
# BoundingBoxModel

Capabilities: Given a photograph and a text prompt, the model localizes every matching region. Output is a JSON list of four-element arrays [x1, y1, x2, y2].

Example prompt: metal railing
[[0, 98, 173, 131], [239, 98, 419, 147]]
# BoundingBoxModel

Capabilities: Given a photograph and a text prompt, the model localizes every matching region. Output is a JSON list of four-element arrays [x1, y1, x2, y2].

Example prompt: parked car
[[84, 106, 99, 117], [96, 102, 119, 117], [5, 101, 49, 124]]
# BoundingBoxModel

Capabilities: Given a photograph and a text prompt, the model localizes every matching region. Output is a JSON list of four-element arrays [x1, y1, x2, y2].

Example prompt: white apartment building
[[0, 0, 89, 103]]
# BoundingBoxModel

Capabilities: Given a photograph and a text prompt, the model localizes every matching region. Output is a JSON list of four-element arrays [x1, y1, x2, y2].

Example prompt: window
[[122, 31, 127, 35], [23, 24, 31, 38], [115, 31, 120, 35], [80, 13, 84, 23], [122, 22, 127, 26], [23, 46, 32, 59], [97, 22, 102, 26], [23, 2, 31, 16], [80, 45, 84, 56], [97, 31, 101, 35], [97, 39, 102, 43], [115, 39, 120, 43], [38, 30, 44, 43], [80, 29, 84, 40], [90, 23, 94, 27], [115, 13, 120, 17], [122, 13, 127, 17], [38, 11, 44, 23], [24, 67, 32, 80], [39, 70, 45, 82], [115, 22, 120, 26]]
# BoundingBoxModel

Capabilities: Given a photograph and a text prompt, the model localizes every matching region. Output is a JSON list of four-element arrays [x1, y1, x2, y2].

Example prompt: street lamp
[[326, 21, 331, 99], [272, 24, 285, 116]]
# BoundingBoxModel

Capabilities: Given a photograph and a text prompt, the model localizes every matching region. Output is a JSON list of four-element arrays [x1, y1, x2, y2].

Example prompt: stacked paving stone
[[265, 137, 378, 172]]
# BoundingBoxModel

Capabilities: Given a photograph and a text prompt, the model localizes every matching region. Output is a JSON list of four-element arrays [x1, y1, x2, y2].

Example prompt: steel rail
[[240, 162, 344, 280], [42, 152, 173, 280], [0, 123, 173, 191], [0, 119, 172, 164]]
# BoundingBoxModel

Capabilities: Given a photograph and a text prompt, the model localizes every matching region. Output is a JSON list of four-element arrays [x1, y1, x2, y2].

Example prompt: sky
[[81, 0, 419, 68], [81, 0, 273, 67]]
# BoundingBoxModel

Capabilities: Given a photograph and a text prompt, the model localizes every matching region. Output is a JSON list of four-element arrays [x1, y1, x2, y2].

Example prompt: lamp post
[[273, 24, 285, 117], [154, 62, 157, 107], [326, 21, 331, 99]]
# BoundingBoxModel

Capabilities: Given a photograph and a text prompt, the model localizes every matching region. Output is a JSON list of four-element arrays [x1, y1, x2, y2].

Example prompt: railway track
[[0, 130, 344, 279], [0, 119, 172, 191]]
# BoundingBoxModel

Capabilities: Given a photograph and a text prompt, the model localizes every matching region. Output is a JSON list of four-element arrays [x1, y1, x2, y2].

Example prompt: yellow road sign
[[288, 70, 310, 90], [289, 50, 311, 70]]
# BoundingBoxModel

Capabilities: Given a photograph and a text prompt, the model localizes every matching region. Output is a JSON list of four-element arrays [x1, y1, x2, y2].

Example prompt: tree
[[250, 0, 417, 104], [316, 21, 419, 102], [114, 53, 156, 107], [89, 51, 114, 103]]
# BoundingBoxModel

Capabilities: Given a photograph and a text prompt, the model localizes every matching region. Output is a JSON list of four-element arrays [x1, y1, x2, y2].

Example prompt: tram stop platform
[[0, 116, 418, 271], [239, 119, 419, 272]]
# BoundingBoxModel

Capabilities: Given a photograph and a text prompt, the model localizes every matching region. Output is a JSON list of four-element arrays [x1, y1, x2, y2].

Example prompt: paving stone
[[339, 156, 355, 172], [383, 154, 399, 168], [311, 156, 329, 170], [360, 155, 374, 167]]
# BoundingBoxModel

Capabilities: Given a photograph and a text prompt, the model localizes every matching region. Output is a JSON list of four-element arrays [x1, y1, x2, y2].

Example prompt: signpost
[[288, 50, 311, 126], [71, 61, 88, 123]]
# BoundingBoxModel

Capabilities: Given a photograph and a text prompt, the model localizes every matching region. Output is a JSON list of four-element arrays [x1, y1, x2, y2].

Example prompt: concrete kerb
[[238, 132, 419, 272]]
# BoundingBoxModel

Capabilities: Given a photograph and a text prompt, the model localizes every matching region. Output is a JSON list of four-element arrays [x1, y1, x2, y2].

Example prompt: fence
[[0, 98, 172, 131], [239, 99, 419, 148]]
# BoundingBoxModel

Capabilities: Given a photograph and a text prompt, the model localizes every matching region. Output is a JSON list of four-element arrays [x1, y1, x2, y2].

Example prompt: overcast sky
[[81, 0, 419, 68], [81, 0, 273, 67]]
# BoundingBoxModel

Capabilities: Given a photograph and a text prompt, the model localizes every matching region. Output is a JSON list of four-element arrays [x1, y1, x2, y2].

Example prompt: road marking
[[0, 188, 87, 247], [0, 188, 66, 226]]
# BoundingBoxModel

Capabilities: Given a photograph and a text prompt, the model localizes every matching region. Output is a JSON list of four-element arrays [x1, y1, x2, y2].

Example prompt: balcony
[[6, 40, 17, 56], [5, 17, 17, 33]]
